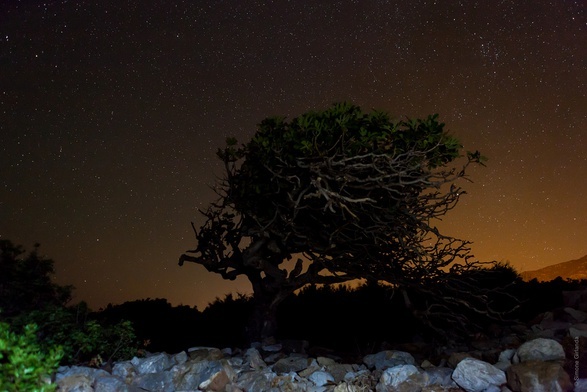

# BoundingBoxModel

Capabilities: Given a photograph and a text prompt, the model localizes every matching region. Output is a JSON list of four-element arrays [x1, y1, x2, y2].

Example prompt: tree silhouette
[[0, 240, 72, 318], [180, 102, 486, 341]]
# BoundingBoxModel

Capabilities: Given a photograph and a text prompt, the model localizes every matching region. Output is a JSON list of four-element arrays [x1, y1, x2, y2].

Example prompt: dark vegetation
[[0, 240, 143, 368], [1, 238, 586, 370], [92, 270, 587, 356], [0, 240, 147, 389]]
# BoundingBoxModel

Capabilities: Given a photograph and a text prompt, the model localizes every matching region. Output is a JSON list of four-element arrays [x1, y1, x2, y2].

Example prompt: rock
[[131, 352, 175, 374], [499, 348, 517, 363], [447, 352, 472, 368], [529, 325, 556, 339], [56, 374, 94, 392], [376, 364, 425, 392], [94, 374, 143, 392], [112, 361, 137, 384], [420, 359, 434, 369], [511, 324, 531, 335], [298, 358, 320, 378], [132, 371, 175, 392], [515, 338, 566, 362], [325, 363, 358, 383], [56, 366, 122, 392], [343, 369, 377, 390], [363, 350, 416, 370], [308, 345, 341, 360], [188, 346, 224, 361], [506, 361, 573, 391], [334, 382, 364, 392], [198, 366, 232, 391], [172, 359, 236, 391], [563, 289, 587, 312], [173, 350, 188, 365], [480, 347, 502, 365], [564, 307, 587, 322], [422, 367, 457, 388], [309, 370, 335, 386], [262, 343, 283, 352], [228, 356, 243, 368], [46, 327, 583, 392], [494, 348, 517, 371], [272, 355, 311, 374], [56, 365, 110, 381], [494, 361, 511, 372], [569, 324, 587, 338], [575, 379, 587, 392], [452, 357, 506, 392], [539, 319, 572, 334], [244, 347, 267, 370], [500, 334, 523, 347], [317, 356, 337, 366], [271, 372, 314, 391], [421, 387, 462, 392], [263, 351, 285, 364], [234, 367, 278, 391]]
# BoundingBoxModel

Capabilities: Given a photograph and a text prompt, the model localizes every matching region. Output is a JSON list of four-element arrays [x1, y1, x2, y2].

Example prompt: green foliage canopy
[[210, 103, 481, 279]]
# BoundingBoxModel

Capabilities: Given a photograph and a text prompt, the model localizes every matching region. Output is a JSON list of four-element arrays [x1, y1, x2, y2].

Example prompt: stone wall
[[54, 290, 587, 391], [55, 335, 586, 391]]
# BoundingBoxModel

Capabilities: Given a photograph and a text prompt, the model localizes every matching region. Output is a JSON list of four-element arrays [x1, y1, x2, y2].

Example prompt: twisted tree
[[180, 103, 489, 341]]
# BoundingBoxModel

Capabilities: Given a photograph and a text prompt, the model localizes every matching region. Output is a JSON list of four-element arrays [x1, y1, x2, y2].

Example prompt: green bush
[[64, 319, 139, 365], [1, 240, 143, 367], [0, 322, 62, 392], [11, 305, 141, 366]]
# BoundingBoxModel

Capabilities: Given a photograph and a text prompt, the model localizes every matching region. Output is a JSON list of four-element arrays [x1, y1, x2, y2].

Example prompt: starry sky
[[1, 0, 586, 311]]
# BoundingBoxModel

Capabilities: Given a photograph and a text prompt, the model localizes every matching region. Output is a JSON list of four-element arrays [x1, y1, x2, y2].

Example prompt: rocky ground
[[55, 288, 587, 391]]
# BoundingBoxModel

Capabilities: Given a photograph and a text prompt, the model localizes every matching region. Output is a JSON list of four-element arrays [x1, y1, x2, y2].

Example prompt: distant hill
[[521, 254, 587, 282]]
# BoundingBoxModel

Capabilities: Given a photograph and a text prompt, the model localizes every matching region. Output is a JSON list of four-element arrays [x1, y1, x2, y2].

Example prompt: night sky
[[1, 1, 585, 311]]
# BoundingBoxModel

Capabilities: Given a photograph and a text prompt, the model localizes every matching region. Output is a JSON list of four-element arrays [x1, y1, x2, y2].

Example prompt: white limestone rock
[[515, 338, 565, 362], [376, 364, 425, 392], [131, 352, 175, 374], [309, 370, 335, 386], [452, 357, 506, 392]]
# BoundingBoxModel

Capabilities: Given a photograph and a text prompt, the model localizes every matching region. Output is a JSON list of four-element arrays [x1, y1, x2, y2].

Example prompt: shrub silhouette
[[91, 275, 585, 355], [96, 298, 201, 354], [0, 240, 72, 318], [199, 293, 253, 348], [277, 283, 421, 353]]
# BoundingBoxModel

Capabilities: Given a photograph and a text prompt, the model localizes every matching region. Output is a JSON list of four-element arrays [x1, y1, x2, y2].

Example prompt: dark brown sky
[[1, 0, 585, 310]]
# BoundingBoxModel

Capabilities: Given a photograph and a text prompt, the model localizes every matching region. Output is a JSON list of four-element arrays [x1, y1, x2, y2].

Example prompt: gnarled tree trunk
[[246, 272, 294, 343]]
